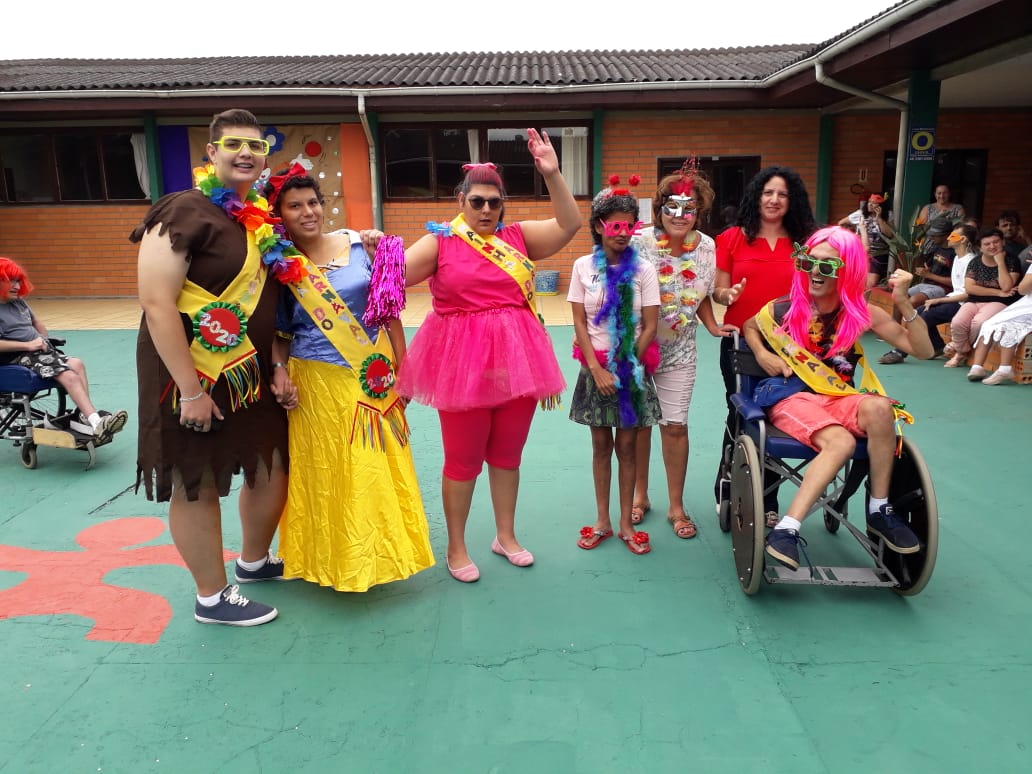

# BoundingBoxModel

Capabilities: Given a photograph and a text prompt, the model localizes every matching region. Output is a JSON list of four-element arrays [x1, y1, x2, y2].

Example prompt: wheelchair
[[716, 335, 938, 597], [0, 338, 107, 470]]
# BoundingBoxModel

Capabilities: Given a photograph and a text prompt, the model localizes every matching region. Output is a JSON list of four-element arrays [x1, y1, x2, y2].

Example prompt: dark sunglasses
[[466, 195, 504, 211]]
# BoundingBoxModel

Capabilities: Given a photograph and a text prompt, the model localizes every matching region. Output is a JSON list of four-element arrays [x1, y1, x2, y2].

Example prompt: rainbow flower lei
[[194, 166, 305, 285], [654, 231, 702, 333]]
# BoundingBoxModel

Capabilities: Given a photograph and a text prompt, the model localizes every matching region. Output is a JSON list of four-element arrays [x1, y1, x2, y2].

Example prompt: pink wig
[[0, 257, 33, 298], [782, 226, 870, 356]]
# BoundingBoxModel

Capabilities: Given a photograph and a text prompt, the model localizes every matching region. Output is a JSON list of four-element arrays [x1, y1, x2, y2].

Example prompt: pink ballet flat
[[491, 537, 534, 567], [447, 561, 480, 583]]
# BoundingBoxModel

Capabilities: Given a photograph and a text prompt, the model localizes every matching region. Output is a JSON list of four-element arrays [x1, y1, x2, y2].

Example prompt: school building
[[0, 0, 1029, 297]]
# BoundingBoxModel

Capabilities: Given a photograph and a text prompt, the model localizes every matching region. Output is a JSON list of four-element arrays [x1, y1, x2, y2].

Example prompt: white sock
[[869, 497, 888, 515], [775, 516, 802, 532], [236, 554, 269, 571], [87, 412, 102, 430], [997, 366, 1013, 374], [196, 588, 225, 607]]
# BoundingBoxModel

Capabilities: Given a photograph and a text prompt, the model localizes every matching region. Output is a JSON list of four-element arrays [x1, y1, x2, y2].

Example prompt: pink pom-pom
[[363, 234, 406, 328]]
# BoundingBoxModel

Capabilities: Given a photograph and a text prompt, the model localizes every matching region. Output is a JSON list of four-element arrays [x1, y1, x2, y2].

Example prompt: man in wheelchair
[[741, 227, 934, 571], [0, 257, 128, 440]]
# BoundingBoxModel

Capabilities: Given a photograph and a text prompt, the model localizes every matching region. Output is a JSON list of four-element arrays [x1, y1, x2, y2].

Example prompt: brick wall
[[0, 204, 149, 297], [4, 108, 1028, 299]]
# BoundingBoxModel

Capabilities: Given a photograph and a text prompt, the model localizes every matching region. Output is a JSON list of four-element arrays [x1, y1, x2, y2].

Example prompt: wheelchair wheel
[[20, 442, 38, 469], [878, 437, 938, 596], [729, 435, 766, 595], [718, 499, 731, 533], [28, 386, 68, 425]]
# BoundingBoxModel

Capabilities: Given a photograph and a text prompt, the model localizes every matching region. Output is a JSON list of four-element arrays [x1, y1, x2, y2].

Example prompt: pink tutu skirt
[[398, 306, 565, 411]]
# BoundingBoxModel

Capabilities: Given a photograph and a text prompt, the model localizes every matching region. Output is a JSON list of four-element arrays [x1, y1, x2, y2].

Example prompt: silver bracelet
[[179, 390, 205, 403], [272, 361, 288, 369], [901, 309, 919, 323]]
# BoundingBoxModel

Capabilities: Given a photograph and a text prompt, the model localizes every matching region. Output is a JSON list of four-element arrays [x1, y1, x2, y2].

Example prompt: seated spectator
[[916, 184, 965, 226], [909, 216, 956, 307], [0, 257, 128, 439], [967, 262, 1032, 385], [942, 228, 1023, 371], [838, 194, 894, 288], [998, 210, 1028, 262], [878, 223, 976, 364]]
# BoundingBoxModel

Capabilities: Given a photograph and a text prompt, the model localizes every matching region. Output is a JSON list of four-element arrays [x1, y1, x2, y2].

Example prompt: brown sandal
[[670, 515, 697, 540], [631, 503, 651, 525]]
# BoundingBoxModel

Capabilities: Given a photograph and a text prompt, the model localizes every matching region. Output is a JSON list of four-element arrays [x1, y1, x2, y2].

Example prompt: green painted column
[[143, 113, 163, 201], [815, 114, 834, 225], [899, 70, 940, 230]]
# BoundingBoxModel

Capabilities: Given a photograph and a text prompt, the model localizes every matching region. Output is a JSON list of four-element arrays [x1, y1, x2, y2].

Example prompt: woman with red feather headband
[[629, 161, 735, 541], [569, 176, 661, 556], [399, 129, 580, 583]]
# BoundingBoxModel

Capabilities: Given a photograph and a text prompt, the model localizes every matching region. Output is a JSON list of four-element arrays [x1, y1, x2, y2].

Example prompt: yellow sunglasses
[[213, 136, 270, 155]]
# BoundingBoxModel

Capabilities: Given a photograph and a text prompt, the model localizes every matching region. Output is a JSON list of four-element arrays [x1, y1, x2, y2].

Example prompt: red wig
[[782, 227, 870, 356], [0, 257, 33, 298]]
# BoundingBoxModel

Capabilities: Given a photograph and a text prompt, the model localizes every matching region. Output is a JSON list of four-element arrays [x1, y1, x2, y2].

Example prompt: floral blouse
[[633, 226, 716, 372]]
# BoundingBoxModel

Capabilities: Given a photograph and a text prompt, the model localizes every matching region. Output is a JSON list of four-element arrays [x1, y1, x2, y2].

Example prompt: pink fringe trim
[[572, 340, 660, 375], [363, 234, 406, 328]]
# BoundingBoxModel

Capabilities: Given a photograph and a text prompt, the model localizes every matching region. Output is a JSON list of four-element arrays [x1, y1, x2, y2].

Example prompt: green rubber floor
[[2, 325, 1030, 773]]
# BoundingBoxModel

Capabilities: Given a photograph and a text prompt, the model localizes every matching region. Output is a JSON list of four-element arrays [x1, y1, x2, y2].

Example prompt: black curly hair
[[737, 166, 816, 244], [589, 191, 639, 246]]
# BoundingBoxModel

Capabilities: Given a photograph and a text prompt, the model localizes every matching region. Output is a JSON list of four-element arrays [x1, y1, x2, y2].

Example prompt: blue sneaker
[[194, 585, 278, 626], [234, 553, 288, 583], [866, 504, 919, 554], [765, 528, 804, 570]]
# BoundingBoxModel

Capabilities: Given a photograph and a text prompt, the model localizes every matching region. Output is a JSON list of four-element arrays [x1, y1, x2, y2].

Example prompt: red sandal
[[619, 531, 651, 555], [577, 526, 614, 550]]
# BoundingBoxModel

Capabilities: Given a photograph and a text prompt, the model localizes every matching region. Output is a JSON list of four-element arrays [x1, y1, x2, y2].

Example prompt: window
[[0, 130, 147, 203], [381, 124, 591, 200]]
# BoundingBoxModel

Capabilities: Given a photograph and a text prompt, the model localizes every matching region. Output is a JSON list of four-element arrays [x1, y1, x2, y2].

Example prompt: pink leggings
[[951, 301, 1007, 354], [438, 397, 538, 481]]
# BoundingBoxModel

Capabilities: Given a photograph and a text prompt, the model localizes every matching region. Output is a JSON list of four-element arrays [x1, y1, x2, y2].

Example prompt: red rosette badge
[[193, 302, 247, 352], [360, 353, 396, 399]]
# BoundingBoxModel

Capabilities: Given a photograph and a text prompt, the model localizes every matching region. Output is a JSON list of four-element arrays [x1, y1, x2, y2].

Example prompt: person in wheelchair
[[0, 257, 128, 440], [741, 226, 935, 571]]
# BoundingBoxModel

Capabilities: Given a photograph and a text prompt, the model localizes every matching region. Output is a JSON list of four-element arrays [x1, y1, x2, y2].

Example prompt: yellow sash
[[756, 302, 913, 453], [174, 230, 265, 411], [287, 245, 408, 450], [447, 214, 560, 410]]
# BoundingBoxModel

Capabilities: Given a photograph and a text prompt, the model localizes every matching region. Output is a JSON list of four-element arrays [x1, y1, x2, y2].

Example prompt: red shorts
[[767, 392, 887, 451]]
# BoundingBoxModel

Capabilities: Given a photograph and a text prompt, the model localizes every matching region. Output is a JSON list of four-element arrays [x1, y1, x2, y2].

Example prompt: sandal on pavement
[[670, 515, 697, 539], [630, 503, 651, 525], [619, 531, 651, 555], [577, 526, 614, 550], [491, 537, 534, 567]]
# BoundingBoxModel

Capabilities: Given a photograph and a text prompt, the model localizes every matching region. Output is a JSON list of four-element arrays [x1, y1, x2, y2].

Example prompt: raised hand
[[526, 128, 559, 177]]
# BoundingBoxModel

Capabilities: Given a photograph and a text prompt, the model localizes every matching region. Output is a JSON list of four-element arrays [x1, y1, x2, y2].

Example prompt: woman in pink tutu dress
[[399, 128, 581, 583]]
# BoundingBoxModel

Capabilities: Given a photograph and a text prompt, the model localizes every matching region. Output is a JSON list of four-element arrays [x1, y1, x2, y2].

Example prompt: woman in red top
[[711, 166, 815, 523]]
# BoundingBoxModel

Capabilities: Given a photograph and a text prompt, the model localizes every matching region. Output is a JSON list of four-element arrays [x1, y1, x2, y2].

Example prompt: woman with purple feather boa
[[569, 178, 661, 555]]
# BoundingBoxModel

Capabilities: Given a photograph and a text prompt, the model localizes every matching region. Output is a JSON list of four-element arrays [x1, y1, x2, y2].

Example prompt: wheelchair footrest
[[764, 564, 897, 587]]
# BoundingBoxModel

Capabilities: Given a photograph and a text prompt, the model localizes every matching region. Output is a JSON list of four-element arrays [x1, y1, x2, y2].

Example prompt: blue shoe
[[765, 528, 803, 570], [234, 553, 288, 583], [866, 504, 920, 554], [194, 585, 278, 627]]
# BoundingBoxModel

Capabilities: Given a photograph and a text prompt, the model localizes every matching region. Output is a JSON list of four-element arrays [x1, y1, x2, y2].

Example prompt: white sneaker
[[983, 370, 1014, 386]]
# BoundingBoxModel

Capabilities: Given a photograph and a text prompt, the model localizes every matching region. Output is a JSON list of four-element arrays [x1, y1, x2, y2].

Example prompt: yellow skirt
[[278, 358, 434, 591]]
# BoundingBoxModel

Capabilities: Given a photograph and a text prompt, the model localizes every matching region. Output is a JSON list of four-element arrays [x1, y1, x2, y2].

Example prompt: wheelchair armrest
[[48, 337, 66, 347], [730, 392, 767, 423]]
